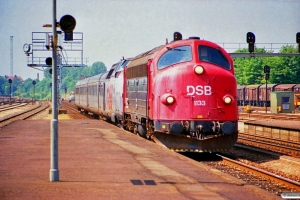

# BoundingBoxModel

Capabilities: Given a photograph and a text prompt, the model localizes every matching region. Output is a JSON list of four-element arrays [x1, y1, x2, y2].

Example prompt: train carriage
[[87, 74, 102, 114], [258, 84, 277, 107], [237, 85, 246, 106], [245, 84, 260, 106], [75, 78, 89, 111], [109, 58, 131, 124], [274, 84, 297, 91], [75, 59, 131, 122]]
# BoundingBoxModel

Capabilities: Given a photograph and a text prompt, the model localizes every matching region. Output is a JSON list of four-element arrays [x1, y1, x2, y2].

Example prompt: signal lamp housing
[[59, 15, 76, 41], [246, 32, 255, 53], [173, 32, 182, 41], [45, 57, 52, 65]]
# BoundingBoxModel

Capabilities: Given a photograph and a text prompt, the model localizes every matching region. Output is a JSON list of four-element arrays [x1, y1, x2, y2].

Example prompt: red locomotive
[[75, 32, 238, 152]]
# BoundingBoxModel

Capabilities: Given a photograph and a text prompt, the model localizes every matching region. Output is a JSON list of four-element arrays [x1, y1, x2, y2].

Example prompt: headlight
[[194, 65, 204, 75], [223, 95, 232, 104], [161, 94, 176, 105], [166, 96, 175, 104]]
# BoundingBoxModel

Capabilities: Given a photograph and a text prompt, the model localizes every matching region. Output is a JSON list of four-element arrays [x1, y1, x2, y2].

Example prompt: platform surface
[[0, 119, 280, 200]]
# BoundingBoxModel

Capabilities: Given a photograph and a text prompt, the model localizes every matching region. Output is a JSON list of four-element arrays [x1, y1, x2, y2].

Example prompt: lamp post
[[32, 80, 36, 105], [8, 79, 12, 105]]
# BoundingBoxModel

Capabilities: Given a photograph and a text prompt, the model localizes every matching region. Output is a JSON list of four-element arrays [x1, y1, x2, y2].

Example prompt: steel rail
[[216, 154, 300, 191], [238, 136, 300, 155], [0, 101, 49, 127], [0, 103, 28, 112], [239, 132, 300, 146]]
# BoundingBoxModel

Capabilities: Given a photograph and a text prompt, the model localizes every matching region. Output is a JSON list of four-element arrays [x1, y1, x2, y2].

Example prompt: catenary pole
[[50, 0, 59, 182]]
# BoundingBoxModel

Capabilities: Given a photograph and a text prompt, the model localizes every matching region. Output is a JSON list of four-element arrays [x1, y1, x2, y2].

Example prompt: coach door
[[99, 83, 105, 111]]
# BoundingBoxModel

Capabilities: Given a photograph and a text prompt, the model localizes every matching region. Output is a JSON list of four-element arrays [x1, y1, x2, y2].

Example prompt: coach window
[[198, 46, 230, 70], [158, 45, 192, 69]]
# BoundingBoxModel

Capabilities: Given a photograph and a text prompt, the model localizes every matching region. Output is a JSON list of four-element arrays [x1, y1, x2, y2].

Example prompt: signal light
[[264, 65, 270, 73], [246, 32, 255, 53], [264, 65, 270, 80], [296, 32, 300, 43], [45, 57, 52, 65], [173, 32, 182, 41], [246, 32, 255, 43], [297, 32, 300, 53], [59, 15, 76, 41]]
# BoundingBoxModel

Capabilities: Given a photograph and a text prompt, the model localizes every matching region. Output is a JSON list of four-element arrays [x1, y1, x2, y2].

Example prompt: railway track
[[0, 101, 49, 128], [239, 112, 300, 121], [238, 133, 300, 158], [0, 103, 27, 112], [217, 153, 300, 192], [61, 101, 93, 119], [182, 149, 300, 196]]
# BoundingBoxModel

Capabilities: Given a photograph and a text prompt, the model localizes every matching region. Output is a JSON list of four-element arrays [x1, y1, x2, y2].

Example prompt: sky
[[0, 0, 300, 80]]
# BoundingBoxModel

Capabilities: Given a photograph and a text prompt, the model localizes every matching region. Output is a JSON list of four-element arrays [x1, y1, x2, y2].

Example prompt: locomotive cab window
[[198, 46, 230, 70], [158, 45, 192, 69]]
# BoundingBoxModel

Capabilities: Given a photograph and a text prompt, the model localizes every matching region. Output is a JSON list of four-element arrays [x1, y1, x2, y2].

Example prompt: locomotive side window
[[198, 46, 230, 70], [158, 45, 192, 69]]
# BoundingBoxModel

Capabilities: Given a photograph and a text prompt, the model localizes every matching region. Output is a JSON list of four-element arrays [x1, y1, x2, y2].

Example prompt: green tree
[[234, 45, 300, 85]]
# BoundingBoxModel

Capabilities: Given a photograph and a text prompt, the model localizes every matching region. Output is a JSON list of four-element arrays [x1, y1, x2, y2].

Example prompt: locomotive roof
[[127, 45, 164, 69]]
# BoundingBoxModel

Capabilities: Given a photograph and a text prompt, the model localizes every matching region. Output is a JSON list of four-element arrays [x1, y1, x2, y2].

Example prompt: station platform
[[0, 119, 280, 199]]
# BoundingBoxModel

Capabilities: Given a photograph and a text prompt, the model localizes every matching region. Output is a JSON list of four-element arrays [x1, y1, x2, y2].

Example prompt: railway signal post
[[32, 80, 36, 105], [264, 65, 270, 113], [8, 79, 12, 105], [49, 0, 77, 182]]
